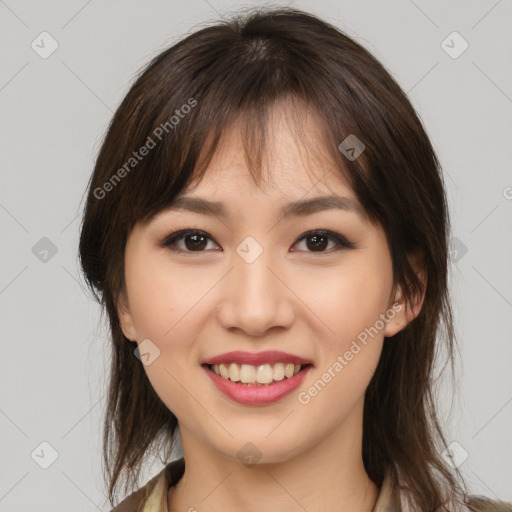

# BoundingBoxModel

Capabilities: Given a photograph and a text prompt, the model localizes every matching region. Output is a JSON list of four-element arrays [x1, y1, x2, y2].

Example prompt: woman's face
[[118, 104, 420, 465]]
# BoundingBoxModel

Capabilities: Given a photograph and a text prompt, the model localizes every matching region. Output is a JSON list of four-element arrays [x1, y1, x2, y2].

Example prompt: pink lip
[[203, 364, 312, 405], [202, 350, 313, 366]]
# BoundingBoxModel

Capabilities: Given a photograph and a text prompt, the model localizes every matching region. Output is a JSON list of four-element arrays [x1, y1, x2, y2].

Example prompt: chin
[[212, 433, 306, 467]]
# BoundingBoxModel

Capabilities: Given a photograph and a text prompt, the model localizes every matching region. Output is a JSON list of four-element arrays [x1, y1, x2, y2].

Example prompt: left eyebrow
[[279, 195, 364, 219], [164, 194, 365, 220]]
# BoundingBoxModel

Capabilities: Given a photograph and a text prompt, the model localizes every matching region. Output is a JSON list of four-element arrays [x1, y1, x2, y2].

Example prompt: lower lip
[[203, 364, 312, 405]]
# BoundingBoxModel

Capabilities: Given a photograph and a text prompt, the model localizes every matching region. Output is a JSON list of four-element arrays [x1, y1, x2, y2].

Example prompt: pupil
[[308, 234, 327, 251], [186, 234, 207, 251]]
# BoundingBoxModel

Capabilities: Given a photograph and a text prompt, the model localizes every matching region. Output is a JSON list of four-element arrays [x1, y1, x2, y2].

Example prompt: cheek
[[125, 248, 210, 340], [124, 259, 171, 338], [303, 340, 382, 431], [296, 255, 393, 345], [124, 249, 220, 405], [309, 250, 392, 409], [124, 251, 211, 412]]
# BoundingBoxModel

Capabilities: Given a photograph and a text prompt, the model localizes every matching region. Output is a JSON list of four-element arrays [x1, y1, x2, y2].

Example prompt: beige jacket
[[110, 458, 492, 512]]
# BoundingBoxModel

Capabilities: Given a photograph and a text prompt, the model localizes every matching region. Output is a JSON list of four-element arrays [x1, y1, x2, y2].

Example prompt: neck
[[168, 402, 380, 512]]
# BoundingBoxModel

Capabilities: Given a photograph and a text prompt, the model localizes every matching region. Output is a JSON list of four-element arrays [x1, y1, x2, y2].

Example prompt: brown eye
[[161, 230, 219, 253], [305, 233, 329, 251], [292, 230, 356, 253], [183, 233, 208, 251]]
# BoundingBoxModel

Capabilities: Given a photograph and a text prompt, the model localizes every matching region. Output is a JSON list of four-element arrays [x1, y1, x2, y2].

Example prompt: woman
[[78, 7, 511, 512]]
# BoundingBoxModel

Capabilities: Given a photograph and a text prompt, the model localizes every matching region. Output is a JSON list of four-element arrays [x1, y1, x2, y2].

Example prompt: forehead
[[184, 98, 355, 200], [167, 122, 369, 225]]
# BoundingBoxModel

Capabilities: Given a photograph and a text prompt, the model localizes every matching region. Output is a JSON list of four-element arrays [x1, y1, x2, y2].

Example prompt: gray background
[[1, 0, 511, 510]]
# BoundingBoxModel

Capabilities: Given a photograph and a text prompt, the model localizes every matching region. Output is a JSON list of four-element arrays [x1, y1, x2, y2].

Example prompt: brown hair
[[78, 7, 511, 511]]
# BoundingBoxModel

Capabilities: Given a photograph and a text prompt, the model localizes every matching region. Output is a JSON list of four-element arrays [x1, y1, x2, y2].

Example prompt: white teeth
[[240, 364, 256, 383], [273, 362, 285, 381], [256, 364, 273, 384], [209, 362, 305, 385], [219, 363, 229, 379], [228, 363, 240, 382]]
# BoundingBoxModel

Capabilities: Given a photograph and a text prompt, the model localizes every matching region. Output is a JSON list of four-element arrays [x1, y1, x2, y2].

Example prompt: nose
[[215, 247, 296, 337]]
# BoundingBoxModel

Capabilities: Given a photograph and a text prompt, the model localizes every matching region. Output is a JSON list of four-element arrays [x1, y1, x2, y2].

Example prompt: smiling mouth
[[203, 362, 313, 386]]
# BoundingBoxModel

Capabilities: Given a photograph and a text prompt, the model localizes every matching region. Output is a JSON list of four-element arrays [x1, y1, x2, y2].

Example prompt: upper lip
[[202, 350, 313, 366]]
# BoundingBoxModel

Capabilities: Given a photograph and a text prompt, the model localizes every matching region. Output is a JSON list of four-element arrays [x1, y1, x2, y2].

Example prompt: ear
[[384, 250, 427, 338], [117, 289, 138, 342]]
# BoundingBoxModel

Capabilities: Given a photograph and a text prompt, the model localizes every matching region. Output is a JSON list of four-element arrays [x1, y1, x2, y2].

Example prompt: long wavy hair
[[78, 7, 510, 511]]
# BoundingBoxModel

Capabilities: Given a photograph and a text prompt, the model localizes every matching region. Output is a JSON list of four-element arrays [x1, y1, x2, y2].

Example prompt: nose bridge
[[235, 240, 274, 296], [216, 236, 294, 335]]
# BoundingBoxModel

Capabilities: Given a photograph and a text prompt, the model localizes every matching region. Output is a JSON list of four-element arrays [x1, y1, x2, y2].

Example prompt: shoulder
[[109, 458, 185, 512], [377, 468, 511, 512], [109, 473, 161, 512], [109, 470, 163, 512]]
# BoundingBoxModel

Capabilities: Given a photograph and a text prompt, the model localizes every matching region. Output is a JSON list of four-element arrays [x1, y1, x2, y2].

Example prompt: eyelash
[[159, 226, 356, 255]]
